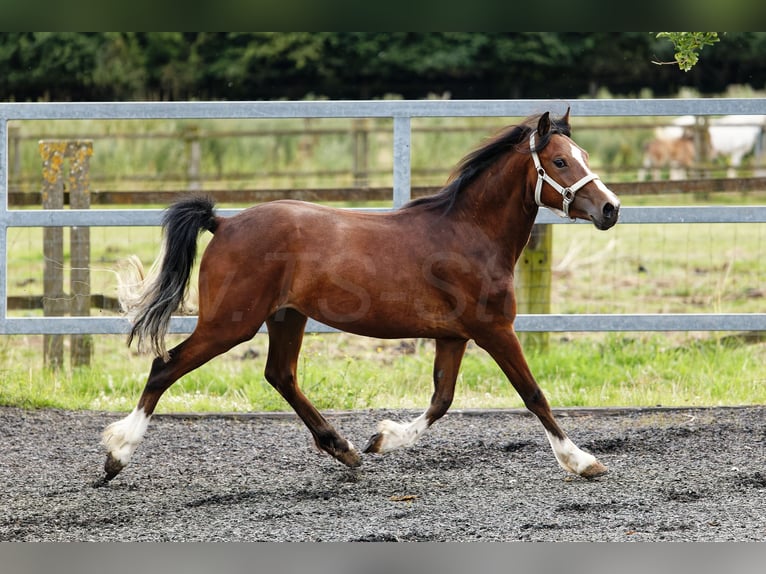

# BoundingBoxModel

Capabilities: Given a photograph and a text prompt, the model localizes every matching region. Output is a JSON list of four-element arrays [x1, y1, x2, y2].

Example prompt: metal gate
[[2, 98, 766, 337]]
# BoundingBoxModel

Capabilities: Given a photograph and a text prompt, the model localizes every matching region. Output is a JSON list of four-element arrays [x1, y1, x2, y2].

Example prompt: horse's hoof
[[363, 432, 384, 454], [581, 460, 608, 479], [97, 453, 125, 484], [92, 476, 111, 488], [339, 448, 362, 468]]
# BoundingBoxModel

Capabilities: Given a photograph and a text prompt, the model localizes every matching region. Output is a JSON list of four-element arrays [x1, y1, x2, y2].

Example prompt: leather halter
[[529, 130, 600, 219]]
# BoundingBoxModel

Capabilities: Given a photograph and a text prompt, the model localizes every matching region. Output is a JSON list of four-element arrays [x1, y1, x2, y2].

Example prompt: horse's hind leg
[[365, 338, 467, 453], [97, 328, 250, 485], [264, 308, 361, 468]]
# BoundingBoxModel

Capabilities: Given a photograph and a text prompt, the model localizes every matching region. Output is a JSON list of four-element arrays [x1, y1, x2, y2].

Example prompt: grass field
[[2, 330, 765, 413], [2, 103, 766, 413]]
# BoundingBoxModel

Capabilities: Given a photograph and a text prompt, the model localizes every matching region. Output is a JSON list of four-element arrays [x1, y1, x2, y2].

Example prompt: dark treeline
[[2, 32, 765, 102]]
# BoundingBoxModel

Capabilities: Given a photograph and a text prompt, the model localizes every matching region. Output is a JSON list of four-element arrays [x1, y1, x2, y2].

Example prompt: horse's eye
[[553, 158, 567, 168]]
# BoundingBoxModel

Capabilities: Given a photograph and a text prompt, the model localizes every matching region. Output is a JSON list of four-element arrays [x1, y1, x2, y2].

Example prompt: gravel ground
[[1, 405, 764, 542]]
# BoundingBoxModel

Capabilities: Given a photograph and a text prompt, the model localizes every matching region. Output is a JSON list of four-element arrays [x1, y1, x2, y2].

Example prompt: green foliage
[[1, 33, 763, 102], [655, 32, 720, 72]]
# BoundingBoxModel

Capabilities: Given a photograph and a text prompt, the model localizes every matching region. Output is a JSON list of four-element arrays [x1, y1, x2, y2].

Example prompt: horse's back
[[228, 199, 387, 237]]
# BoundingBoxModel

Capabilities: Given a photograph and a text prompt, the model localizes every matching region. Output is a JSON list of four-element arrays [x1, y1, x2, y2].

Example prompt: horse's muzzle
[[592, 200, 620, 230]]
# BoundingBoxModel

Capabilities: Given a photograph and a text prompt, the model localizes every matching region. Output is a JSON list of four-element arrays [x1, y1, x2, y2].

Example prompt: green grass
[[1, 331, 765, 413], [550, 219, 766, 316]]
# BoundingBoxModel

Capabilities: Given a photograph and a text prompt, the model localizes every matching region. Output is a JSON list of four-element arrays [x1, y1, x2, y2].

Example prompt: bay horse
[[97, 110, 620, 486]]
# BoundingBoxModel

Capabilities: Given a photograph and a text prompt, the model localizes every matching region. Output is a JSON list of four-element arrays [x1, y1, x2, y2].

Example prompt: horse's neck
[[459, 167, 539, 265]]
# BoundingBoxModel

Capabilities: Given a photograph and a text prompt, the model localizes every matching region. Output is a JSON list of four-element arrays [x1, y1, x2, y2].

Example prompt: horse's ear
[[561, 106, 571, 126], [537, 112, 551, 136]]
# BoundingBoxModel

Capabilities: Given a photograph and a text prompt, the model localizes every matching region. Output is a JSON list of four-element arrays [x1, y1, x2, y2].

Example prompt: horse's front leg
[[475, 328, 607, 479], [365, 338, 467, 453]]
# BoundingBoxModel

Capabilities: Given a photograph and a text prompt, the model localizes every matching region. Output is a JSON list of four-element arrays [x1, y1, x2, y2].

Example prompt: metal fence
[[2, 98, 766, 337]]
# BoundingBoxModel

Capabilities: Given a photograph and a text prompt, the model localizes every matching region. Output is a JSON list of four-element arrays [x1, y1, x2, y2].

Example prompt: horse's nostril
[[603, 203, 616, 219]]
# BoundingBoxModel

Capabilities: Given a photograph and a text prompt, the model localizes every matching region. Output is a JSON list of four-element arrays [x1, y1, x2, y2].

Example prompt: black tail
[[127, 196, 218, 359]]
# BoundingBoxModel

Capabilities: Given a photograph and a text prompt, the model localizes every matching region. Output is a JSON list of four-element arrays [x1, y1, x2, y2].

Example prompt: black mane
[[403, 113, 571, 214]]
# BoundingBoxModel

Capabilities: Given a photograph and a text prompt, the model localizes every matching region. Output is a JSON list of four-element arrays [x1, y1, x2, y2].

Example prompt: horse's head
[[530, 110, 620, 230]]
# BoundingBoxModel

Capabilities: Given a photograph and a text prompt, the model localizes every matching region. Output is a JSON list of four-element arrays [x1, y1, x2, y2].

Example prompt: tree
[[1, 33, 764, 102], [654, 32, 720, 72]]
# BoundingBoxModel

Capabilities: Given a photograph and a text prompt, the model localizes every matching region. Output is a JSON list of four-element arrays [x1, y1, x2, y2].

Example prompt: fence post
[[68, 141, 93, 367], [515, 224, 552, 350], [40, 141, 66, 369], [692, 116, 711, 181], [8, 125, 20, 182], [352, 118, 369, 188], [39, 140, 94, 369], [184, 125, 202, 192]]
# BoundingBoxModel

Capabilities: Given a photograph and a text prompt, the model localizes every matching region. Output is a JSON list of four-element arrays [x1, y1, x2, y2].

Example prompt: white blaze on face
[[568, 143, 620, 205], [101, 407, 151, 466]]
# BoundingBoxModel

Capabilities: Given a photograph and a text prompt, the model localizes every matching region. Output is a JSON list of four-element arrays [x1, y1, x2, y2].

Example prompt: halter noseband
[[529, 130, 600, 219]]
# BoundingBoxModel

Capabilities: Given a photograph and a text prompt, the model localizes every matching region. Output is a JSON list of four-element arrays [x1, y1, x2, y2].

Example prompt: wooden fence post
[[39, 140, 93, 369], [184, 125, 202, 192], [68, 141, 93, 367], [515, 224, 552, 351], [352, 118, 369, 188], [8, 125, 21, 182], [40, 141, 66, 369], [692, 116, 711, 180]]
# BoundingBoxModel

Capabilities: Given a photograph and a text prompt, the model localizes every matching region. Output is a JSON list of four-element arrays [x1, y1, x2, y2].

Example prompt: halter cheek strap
[[529, 130, 600, 219]]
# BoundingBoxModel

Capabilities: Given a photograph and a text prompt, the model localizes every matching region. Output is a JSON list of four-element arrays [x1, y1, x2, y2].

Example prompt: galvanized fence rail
[[2, 98, 766, 336]]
